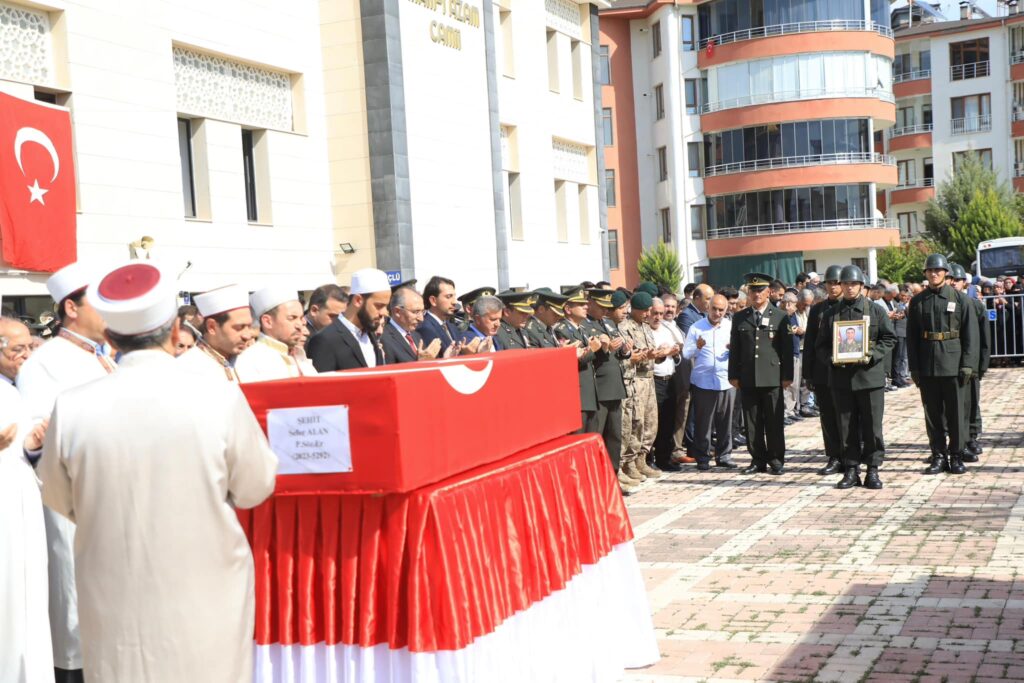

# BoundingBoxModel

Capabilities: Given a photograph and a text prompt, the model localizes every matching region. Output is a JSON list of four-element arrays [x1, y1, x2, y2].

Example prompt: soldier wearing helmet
[[801, 264, 846, 476]]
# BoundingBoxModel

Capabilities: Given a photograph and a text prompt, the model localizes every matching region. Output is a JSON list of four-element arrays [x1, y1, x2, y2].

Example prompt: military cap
[[631, 291, 653, 310], [744, 272, 773, 288], [823, 265, 843, 282], [563, 286, 588, 304], [610, 290, 630, 308], [587, 288, 615, 308], [840, 265, 865, 283], [636, 281, 659, 297], [533, 287, 568, 313], [924, 254, 949, 272], [950, 263, 968, 281], [390, 278, 417, 292], [458, 286, 497, 306], [579, 280, 597, 289], [497, 289, 537, 314]]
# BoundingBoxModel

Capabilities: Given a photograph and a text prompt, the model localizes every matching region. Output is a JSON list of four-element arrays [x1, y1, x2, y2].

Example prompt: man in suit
[[382, 287, 440, 364], [303, 284, 348, 345], [454, 287, 495, 333], [496, 290, 535, 350], [417, 275, 463, 353], [728, 272, 793, 475], [460, 296, 503, 351], [308, 268, 391, 371]]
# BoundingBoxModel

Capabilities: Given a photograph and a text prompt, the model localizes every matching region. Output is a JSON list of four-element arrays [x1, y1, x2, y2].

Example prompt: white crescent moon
[[14, 127, 60, 182]]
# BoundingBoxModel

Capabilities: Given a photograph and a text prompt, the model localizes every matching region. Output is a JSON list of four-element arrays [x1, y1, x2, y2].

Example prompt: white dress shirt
[[683, 317, 732, 391], [339, 315, 377, 367], [650, 323, 679, 378]]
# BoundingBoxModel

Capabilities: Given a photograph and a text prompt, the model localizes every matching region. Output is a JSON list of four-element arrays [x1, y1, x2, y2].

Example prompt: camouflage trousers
[[622, 376, 658, 465]]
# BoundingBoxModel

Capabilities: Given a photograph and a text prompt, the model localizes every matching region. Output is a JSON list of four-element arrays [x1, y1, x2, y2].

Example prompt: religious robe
[[176, 344, 239, 382], [234, 334, 316, 382], [38, 350, 277, 683]]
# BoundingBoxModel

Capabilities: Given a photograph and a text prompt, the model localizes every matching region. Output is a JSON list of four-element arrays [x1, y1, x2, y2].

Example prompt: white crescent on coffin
[[317, 359, 494, 396], [14, 127, 60, 182]]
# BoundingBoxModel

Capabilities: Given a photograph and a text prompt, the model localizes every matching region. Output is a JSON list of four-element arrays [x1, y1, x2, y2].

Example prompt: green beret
[[637, 282, 659, 297], [610, 290, 630, 308], [630, 291, 653, 310]]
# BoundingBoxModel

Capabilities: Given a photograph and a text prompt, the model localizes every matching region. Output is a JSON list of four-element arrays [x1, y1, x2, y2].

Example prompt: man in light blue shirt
[[682, 293, 736, 471]]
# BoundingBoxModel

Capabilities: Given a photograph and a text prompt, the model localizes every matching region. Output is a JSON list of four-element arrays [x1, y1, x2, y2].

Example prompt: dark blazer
[[382, 322, 421, 365], [307, 318, 383, 372], [677, 303, 704, 336], [417, 313, 461, 354], [496, 320, 529, 350], [554, 319, 598, 411], [728, 304, 793, 388]]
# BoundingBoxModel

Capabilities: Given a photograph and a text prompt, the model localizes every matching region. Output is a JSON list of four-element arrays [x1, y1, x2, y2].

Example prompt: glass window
[[923, 103, 933, 125], [681, 16, 695, 51], [794, 121, 809, 156], [835, 184, 849, 219], [782, 122, 796, 157], [745, 192, 758, 225], [811, 185, 824, 221], [771, 189, 784, 223], [923, 157, 933, 181], [897, 159, 916, 186], [598, 46, 611, 85], [690, 205, 704, 239], [823, 185, 836, 220], [758, 190, 772, 226], [755, 125, 769, 159], [659, 146, 670, 181], [687, 142, 701, 177], [177, 118, 196, 218], [897, 212, 917, 237], [797, 187, 811, 222], [605, 169, 616, 207], [768, 124, 782, 158], [652, 21, 662, 58], [847, 118, 860, 153], [808, 120, 822, 155], [744, 127, 756, 161], [242, 129, 258, 222], [919, 50, 931, 71], [785, 188, 797, 222], [660, 207, 672, 242], [685, 79, 699, 114], [821, 119, 835, 155], [654, 84, 665, 119], [602, 108, 614, 146], [608, 230, 620, 269]]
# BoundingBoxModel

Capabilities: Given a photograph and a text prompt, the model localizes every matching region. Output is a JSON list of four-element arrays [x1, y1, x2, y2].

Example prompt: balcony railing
[[1013, 108, 1024, 122], [888, 123, 934, 138], [1011, 52, 1024, 65], [704, 152, 893, 177], [706, 217, 896, 240], [894, 178, 935, 190], [951, 114, 992, 135], [950, 60, 990, 81], [697, 19, 892, 51], [893, 69, 931, 84], [701, 87, 894, 114], [1015, 163, 1024, 178]]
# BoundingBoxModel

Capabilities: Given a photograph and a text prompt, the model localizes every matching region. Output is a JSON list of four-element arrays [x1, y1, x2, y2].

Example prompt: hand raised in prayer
[[24, 420, 48, 452], [443, 341, 462, 359], [609, 335, 624, 351], [0, 422, 16, 451], [696, 336, 706, 350], [479, 337, 494, 353], [588, 336, 603, 353], [599, 334, 611, 351], [461, 337, 482, 355], [418, 338, 442, 360]]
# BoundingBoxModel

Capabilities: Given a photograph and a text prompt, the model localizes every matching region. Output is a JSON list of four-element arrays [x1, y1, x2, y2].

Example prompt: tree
[[876, 239, 943, 283], [947, 189, 1023, 265], [636, 242, 682, 293], [924, 153, 1018, 257]]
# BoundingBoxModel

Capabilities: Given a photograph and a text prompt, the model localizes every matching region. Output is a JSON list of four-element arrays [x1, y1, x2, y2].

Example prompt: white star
[[27, 179, 48, 205]]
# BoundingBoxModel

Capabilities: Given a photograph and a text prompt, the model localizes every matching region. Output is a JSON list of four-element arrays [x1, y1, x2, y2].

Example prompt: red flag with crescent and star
[[0, 91, 77, 272]]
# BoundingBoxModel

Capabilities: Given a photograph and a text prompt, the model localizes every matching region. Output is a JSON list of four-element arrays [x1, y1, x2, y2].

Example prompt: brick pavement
[[622, 367, 1024, 683]]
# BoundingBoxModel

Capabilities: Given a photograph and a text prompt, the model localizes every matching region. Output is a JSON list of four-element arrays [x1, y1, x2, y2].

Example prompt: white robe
[[176, 345, 238, 382], [234, 334, 317, 382], [17, 335, 112, 670], [0, 381, 54, 682], [38, 350, 278, 683]]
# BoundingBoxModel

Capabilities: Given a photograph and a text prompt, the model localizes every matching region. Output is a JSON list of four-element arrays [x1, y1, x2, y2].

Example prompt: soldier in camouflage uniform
[[617, 291, 660, 483]]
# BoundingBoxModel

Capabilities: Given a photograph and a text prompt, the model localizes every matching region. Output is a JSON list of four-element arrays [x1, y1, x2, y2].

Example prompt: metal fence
[[983, 293, 1024, 359]]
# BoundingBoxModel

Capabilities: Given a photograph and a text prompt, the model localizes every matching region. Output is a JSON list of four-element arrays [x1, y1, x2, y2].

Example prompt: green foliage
[[876, 238, 944, 283], [947, 189, 1023, 265], [924, 154, 1020, 261], [636, 242, 682, 293]]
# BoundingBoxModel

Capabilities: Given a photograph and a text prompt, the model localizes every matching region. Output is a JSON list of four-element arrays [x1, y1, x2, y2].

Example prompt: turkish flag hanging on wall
[[0, 91, 77, 272]]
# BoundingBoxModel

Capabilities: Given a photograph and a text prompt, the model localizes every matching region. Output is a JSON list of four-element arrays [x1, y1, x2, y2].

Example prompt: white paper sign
[[266, 405, 352, 475]]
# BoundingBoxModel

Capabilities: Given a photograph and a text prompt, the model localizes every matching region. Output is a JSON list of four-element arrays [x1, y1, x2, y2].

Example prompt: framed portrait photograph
[[832, 319, 869, 364]]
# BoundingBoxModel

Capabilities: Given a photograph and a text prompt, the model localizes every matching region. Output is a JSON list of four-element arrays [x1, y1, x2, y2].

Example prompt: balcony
[[706, 217, 895, 240], [950, 61, 990, 81], [890, 178, 935, 206], [701, 87, 894, 114], [1015, 164, 1024, 178], [951, 114, 992, 135], [892, 69, 931, 84], [888, 123, 933, 138], [704, 152, 893, 177], [697, 19, 892, 51], [1012, 52, 1024, 65]]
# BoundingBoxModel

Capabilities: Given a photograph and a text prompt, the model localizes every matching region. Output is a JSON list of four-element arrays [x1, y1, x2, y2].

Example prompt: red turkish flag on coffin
[[0, 91, 77, 272]]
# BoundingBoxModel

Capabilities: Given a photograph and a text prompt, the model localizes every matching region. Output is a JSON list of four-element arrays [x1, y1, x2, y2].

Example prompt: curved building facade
[[600, 0, 900, 287]]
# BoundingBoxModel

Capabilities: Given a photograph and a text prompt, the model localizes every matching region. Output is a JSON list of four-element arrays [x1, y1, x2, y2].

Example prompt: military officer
[[455, 286, 496, 333], [802, 265, 846, 475], [495, 290, 535, 350], [907, 254, 979, 475], [728, 272, 792, 475], [949, 263, 990, 462], [618, 291, 660, 483], [817, 265, 896, 489], [526, 288, 565, 348], [554, 287, 602, 435]]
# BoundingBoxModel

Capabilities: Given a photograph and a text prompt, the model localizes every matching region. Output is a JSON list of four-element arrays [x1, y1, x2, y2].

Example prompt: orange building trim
[[698, 31, 893, 69], [893, 77, 931, 99], [707, 228, 901, 258], [704, 163, 896, 196], [701, 98, 895, 133], [890, 186, 935, 206], [889, 131, 932, 152], [1012, 119, 1024, 139], [1014, 176, 1024, 194], [1012, 63, 1024, 81]]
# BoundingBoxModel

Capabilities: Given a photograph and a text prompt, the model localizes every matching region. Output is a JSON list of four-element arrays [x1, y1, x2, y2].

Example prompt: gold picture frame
[[832, 319, 869, 364]]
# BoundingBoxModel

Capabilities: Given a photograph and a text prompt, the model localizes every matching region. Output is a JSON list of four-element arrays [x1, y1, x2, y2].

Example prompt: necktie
[[753, 311, 762, 328], [406, 333, 417, 354]]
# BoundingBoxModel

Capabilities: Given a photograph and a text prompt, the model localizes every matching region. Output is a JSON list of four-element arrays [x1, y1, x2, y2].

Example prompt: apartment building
[[600, 0, 900, 288], [884, 6, 1024, 240]]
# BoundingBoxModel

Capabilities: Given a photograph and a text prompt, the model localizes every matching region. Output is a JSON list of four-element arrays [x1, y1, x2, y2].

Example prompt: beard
[[357, 301, 378, 333]]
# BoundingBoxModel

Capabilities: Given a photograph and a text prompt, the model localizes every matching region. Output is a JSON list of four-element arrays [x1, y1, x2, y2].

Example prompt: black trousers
[[833, 386, 885, 468], [815, 384, 845, 461], [594, 400, 622, 472], [55, 669, 84, 683], [579, 409, 597, 434], [653, 376, 676, 467], [919, 376, 966, 455], [969, 376, 982, 439], [740, 386, 786, 465]]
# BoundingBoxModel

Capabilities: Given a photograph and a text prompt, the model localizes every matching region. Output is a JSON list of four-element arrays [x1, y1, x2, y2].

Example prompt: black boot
[[948, 452, 967, 475], [863, 466, 883, 490], [967, 439, 983, 455], [835, 466, 861, 489], [923, 453, 947, 475], [817, 457, 842, 476]]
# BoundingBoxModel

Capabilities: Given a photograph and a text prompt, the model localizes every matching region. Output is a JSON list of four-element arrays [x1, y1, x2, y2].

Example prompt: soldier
[[581, 289, 633, 492], [526, 288, 565, 348], [618, 291, 660, 483], [554, 287, 602, 434], [455, 287, 496, 333], [907, 254, 979, 475], [495, 290, 535, 350], [802, 265, 846, 475], [817, 265, 896, 489], [949, 263, 990, 462], [728, 272, 792, 475]]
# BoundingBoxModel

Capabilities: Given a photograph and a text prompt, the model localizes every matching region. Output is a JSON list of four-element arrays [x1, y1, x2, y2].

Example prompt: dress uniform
[[817, 265, 896, 489], [495, 290, 535, 350], [617, 292, 659, 483], [454, 287, 496, 334], [553, 287, 599, 433], [728, 272, 792, 475], [525, 288, 565, 348], [907, 254, 979, 475], [581, 289, 631, 480], [801, 265, 845, 475], [949, 264, 990, 461]]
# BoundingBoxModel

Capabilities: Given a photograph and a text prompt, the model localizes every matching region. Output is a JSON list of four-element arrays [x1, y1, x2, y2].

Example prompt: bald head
[[708, 294, 729, 325], [0, 317, 32, 382], [691, 284, 715, 313]]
